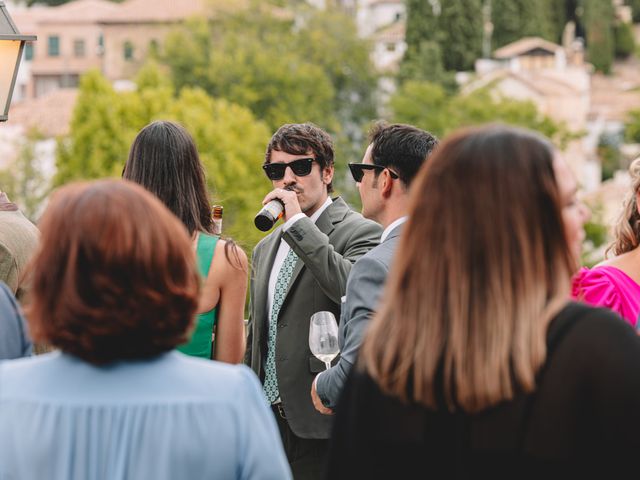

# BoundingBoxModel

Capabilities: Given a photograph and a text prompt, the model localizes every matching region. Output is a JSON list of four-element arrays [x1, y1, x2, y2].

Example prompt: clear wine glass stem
[[324, 361, 332, 370]]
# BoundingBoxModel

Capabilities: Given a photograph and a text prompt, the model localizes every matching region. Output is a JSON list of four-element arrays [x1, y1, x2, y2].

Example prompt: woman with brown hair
[[0, 180, 291, 480], [572, 157, 640, 326], [326, 125, 640, 479], [123, 120, 247, 363]]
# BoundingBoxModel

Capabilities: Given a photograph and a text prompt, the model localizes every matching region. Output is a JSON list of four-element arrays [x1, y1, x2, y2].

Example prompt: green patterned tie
[[263, 248, 298, 403]]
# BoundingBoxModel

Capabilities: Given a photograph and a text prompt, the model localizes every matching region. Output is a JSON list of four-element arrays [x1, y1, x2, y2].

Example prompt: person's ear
[[322, 165, 334, 185], [380, 170, 394, 198]]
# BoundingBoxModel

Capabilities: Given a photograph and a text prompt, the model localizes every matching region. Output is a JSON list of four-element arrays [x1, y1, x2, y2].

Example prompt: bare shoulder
[[211, 238, 248, 275]]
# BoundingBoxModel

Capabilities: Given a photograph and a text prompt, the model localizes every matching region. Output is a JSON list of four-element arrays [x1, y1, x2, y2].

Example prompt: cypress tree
[[491, 0, 557, 49], [582, 0, 615, 73], [403, 0, 482, 73], [439, 0, 483, 71]]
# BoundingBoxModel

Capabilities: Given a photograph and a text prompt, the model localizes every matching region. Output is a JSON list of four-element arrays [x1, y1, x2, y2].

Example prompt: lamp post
[[0, 1, 36, 122]]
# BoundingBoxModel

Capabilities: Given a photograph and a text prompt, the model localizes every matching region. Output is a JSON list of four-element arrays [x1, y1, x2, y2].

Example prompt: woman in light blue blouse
[[0, 179, 291, 480]]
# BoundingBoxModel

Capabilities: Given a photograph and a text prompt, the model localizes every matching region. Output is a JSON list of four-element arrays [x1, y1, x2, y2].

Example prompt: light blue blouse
[[0, 351, 292, 480]]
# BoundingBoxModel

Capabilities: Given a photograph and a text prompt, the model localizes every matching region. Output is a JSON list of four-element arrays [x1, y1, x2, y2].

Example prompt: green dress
[[177, 232, 219, 359]]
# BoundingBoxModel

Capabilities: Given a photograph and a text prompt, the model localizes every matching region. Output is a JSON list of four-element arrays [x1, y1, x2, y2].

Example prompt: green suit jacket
[[245, 197, 381, 439]]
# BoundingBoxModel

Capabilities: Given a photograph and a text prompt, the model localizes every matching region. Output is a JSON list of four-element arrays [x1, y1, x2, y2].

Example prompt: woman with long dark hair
[[123, 120, 247, 363]]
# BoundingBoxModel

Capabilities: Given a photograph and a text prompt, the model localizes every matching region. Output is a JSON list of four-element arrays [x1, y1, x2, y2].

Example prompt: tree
[[160, 6, 378, 201], [0, 129, 51, 222], [614, 21, 635, 59], [55, 66, 272, 252], [398, 41, 457, 93], [403, 0, 483, 73], [582, 0, 615, 74], [55, 70, 129, 186], [161, 6, 376, 134], [625, 0, 640, 22], [438, 0, 485, 71], [389, 80, 566, 144], [624, 109, 640, 144], [491, 0, 557, 49]]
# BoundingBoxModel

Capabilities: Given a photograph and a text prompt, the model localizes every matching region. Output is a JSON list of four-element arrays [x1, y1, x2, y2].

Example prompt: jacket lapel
[[284, 197, 346, 295], [254, 227, 284, 328]]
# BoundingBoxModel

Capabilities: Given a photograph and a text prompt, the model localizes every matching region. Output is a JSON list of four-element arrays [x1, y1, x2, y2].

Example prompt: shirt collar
[[381, 216, 408, 243], [309, 196, 332, 224]]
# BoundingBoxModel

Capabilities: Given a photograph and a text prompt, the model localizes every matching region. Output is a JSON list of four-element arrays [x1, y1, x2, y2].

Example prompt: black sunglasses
[[263, 158, 316, 180], [348, 163, 399, 183]]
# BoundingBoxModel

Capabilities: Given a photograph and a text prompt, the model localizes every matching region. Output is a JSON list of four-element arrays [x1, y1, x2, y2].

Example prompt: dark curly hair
[[26, 179, 200, 365], [264, 122, 335, 193]]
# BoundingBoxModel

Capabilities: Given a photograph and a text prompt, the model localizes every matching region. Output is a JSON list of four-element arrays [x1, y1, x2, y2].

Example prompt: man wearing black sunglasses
[[311, 122, 438, 417], [245, 123, 381, 479]]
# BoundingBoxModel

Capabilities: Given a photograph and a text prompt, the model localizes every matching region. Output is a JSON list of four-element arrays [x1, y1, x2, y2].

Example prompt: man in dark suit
[[311, 122, 438, 414], [245, 123, 381, 479]]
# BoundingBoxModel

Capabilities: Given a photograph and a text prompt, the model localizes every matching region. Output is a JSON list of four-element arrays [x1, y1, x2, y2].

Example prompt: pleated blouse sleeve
[[572, 266, 640, 327]]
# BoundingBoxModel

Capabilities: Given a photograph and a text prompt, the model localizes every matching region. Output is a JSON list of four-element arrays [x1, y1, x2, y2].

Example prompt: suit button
[[278, 323, 287, 329]]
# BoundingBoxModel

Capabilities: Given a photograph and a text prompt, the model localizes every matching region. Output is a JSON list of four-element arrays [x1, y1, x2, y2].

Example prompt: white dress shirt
[[267, 196, 333, 320]]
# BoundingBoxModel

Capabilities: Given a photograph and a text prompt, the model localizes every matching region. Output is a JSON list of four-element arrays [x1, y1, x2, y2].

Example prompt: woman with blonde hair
[[123, 120, 247, 363], [572, 157, 640, 326], [326, 125, 640, 479]]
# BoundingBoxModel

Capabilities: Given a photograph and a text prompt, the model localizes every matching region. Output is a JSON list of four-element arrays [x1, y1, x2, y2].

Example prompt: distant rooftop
[[99, 0, 210, 24], [8, 89, 78, 137], [494, 37, 563, 59]]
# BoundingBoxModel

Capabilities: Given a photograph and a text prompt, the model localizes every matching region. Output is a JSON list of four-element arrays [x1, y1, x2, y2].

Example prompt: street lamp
[[0, 1, 36, 122]]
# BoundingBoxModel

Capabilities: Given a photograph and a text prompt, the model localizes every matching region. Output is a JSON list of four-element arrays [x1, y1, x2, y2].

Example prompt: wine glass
[[309, 311, 340, 370]]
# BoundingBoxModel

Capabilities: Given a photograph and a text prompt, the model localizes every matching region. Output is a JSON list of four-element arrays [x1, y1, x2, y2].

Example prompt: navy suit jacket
[[315, 223, 402, 409]]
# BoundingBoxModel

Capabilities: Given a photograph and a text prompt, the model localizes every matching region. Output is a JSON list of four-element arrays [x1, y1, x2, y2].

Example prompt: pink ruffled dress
[[572, 266, 640, 327]]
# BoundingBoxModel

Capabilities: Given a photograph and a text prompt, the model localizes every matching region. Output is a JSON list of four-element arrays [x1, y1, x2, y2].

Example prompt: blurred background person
[[0, 189, 39, 303], [327, 125, 640, 479], [573, 157, 640, 327], [0, 179, 291, 480], [123, 120, 247, 363], [0, 281, 32, 360]]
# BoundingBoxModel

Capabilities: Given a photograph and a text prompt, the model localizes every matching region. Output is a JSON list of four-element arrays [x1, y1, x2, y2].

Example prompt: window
[[47, 36, 60, 57], [24, 43, 34, 61], [123, 41, 134, 61], [148, 39, 159, 56], [386, 42, 396, 52], [97, 34, 104, 56], [73, 39, 85, 58]]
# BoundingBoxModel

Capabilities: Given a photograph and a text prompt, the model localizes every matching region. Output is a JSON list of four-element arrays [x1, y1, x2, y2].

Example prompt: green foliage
[[0, 129, 50, 222], [597, 131, 623, 181], [491, 0, 557, 49], [614, 22, 635, 59], [545, 0, 569, 43], [398, 41, 457, 93], [389, 80, 565, 143], [625, 109, 640, 143], [581, 201, 609, 267], [404, 0, 483, 73], [626, 0, 640, 22], [55, 66, 272, 252], [161, 7, 376, 137], [55, 70, 129, 185], [582, 0, 615, 74]]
